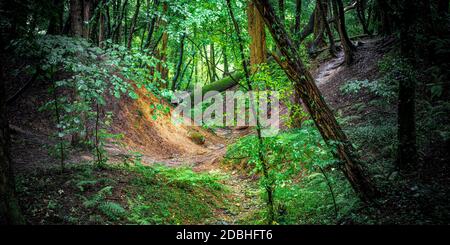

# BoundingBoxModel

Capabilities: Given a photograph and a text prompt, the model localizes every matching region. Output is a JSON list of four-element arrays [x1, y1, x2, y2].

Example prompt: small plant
[[188, 131, 205, 145]]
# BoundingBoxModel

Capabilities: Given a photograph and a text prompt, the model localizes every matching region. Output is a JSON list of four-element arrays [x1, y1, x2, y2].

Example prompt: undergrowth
[[15, 161, 227, 225]]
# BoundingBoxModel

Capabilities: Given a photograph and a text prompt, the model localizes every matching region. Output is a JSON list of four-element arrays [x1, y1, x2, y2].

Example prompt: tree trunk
[[252, 0, 377, 201], [293, 0, 302, 37], [156, 1, 169, 87], [397, 0, 417, 170], [172, 33, 186, 91], [127, 0, 141, 49], [143, 0, 160, 50], [210, 43, 218, 82], [317, 0, 337, 57], [82, 0, 97, 39], [332, 0, 355, 65], [247, 1, 267, 72], [313, 6, 327, 49], [47, 0, 64, 34], [278, 0, 285, 24], [70, 0, 84, 36], [112, 0, 128, 43], [0, 59, 25, 225], [223, 45, 230, 76], [356, 0, 371, 35]]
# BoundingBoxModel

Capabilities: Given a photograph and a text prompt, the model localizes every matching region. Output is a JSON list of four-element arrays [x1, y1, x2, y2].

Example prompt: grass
[[16, 162, 228, 225]]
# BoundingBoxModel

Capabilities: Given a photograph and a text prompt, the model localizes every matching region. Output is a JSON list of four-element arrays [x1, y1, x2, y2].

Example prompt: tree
[[0, 59, 25, 225], [356, 0, 371, 35], [293, 0, 302, 39], [247, 1, 267, 72], [332, 0, 356, 65], [317, 0, 337, 57], [70, 0, 84, 36], [172, 33, 186, 90], [397, 0, 417, 170], [156, 1, 169, 87], [127, 0, 142, 49], [252, 0, 378, 201]]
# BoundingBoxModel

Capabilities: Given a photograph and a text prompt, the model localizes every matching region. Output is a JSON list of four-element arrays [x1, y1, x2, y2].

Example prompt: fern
[[98, 201, 126, 220], [82, 186, 113, 208]]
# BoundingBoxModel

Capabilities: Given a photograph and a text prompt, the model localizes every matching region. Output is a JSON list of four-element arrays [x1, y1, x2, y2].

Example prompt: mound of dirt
[[109, 85, 225, 165]]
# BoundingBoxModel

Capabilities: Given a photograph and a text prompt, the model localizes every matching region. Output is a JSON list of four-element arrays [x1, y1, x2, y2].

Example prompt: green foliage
[[225, 121, 354, 224], [98, 201, 127, 221], [126, 163, 227, 224]]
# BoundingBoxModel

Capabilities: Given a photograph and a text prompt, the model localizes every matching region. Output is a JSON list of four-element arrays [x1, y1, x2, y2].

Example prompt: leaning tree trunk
[[0, 60, 24, 225], [252, 0, 378, 201]]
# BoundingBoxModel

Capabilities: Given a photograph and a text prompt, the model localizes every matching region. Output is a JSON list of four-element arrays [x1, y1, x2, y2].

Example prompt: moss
[[188, 131, 206, 145]]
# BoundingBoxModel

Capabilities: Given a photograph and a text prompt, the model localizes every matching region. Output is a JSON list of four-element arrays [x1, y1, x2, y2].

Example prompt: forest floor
[[8, 36, 449, 224]]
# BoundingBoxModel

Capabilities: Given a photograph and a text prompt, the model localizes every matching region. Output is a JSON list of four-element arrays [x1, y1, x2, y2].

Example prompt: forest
[[0, 0, 449, 226]]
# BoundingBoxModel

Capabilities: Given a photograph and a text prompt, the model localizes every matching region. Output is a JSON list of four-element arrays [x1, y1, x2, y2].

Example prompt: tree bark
[[252, 0, 377, 201], [156, 1, 169, 87], [0, 59, 25, 225], [70, 0, 84, 36], [397, 0, 417, 170], [172, 33, 186, 91], [112, 0, 128, 43], [127, 0, 142, 49], [356, 0, 371, 35], [47, 0, 65, 34], [293, 0, 302, 37], [247, 1, 267, 72], [278, 0, 285, 24], [332, 0, 355, 65], [210, 43, 218, 82], [143, 0, 160, 50], [317, 0, 337, 57]]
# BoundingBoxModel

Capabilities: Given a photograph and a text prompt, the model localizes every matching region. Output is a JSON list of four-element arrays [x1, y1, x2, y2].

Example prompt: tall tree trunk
[[143, 0, 160, 50], [112, 0, 128, 43], [317, 0, 337, 57], [172, 33, 186, 91], [278, 0, 285, 24], [252, 0, 377, 201], [222, 45, 230, 76], [397, 0, 417, 170], [376, 0, 392, 35], [293, 0, 302, 37], [47, 0, 65, 34], [0, 60, 25, 225], [98, 1, 105, 47], [247, 1, 267, 72], [356, 0, 371, 35], [82, 0, 97, 39], [203, 45, 212, 83], [332, 0, 355, 65], [313, 6, 327, 49], [127, 0, 141, 49], [210, 43, 218, 82], [70, 0, 84, 36], [156, 1, 169, 87]]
